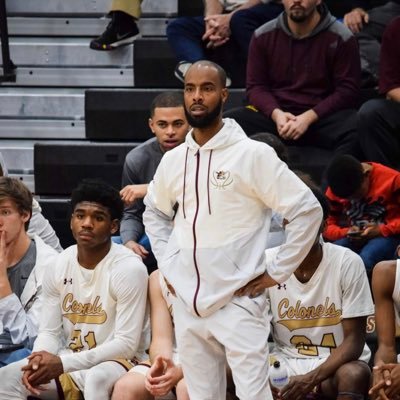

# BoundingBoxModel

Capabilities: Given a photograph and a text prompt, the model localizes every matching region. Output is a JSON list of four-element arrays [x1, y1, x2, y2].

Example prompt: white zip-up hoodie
[[144, 118, 322, 317]]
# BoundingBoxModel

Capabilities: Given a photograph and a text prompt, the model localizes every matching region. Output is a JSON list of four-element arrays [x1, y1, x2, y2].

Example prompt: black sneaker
[[90, 12, 140, 51]]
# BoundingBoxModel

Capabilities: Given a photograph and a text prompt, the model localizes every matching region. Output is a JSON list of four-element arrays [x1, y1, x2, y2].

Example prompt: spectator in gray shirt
[[119, 92, 190, 272]]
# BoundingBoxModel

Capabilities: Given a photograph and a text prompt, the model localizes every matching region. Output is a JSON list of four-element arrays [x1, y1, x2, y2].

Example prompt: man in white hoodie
[[143, 60, 323, 400], [0, 177, 58, 367]]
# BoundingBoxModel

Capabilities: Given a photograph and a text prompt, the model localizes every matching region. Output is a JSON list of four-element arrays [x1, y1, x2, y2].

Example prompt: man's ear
[[222, 88, 228, 104], [111, 220, 119, 235], [148, 118, 155, 134], [21, 209, 31, 224]]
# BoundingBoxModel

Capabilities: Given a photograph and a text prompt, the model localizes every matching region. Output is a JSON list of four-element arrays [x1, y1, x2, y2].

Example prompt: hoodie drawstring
[[207, 150, 213, 215], [182, 147, 189, 219]]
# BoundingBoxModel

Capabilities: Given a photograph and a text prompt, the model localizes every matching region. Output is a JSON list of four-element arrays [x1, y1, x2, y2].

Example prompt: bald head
[[185, 61, 227, 88]]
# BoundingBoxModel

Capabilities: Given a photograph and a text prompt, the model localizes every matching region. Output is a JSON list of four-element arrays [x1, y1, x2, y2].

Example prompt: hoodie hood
[[278, 2, 335, 39], [185, 117, 247, 151]]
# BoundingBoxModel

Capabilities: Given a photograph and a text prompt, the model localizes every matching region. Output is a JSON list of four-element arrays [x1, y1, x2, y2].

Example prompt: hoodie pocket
[[231, 294, 267, 319]]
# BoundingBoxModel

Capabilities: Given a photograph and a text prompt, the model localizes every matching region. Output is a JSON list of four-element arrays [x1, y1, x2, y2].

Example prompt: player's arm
[[146, 271, 183, 397], [372, 261, 397, 365], [148, 271, 175, 362], [368, 261, 397, 399], [280, 316, 367, 400]]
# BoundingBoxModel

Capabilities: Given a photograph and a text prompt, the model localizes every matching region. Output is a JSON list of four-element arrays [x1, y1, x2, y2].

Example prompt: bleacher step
[[7, 0, 177, 17], [0, 37, 133, 67], [1, 67, 133, 88], [8, 17, 172, 37]]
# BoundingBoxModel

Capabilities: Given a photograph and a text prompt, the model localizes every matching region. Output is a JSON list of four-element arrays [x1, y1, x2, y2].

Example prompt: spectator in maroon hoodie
[[357, 16, 400, 169], [224, 0, 361, 157]]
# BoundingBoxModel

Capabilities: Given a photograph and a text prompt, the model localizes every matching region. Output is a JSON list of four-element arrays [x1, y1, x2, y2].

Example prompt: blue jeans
[[230, 2, 283, 57], [0, 347, 31, 368], [112, 234, 151, 251], [334, 236, 400, 272]]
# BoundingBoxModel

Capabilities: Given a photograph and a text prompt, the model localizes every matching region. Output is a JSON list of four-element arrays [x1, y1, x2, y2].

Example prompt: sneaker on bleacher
[[90, 11, 140, 51]]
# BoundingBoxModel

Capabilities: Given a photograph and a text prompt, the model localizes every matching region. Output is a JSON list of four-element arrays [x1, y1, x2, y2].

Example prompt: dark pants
[[335, 235, 400, 273], [358, 98, 400, 168], [224, 106, 360, 156]]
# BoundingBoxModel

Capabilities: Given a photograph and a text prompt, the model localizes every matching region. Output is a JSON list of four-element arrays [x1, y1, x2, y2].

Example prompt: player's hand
[[120, 184, 148, 206], [344, 8, 369, 33], [124, 240, 149, 259], [380, 364, 400, 398], [21, 354, 49, 396], [369, 364, 392, 400], [279, 373, 317, 400], [145, 356, 183, 396], [21, 351, 63, 388], [0, 230, 11, 275]]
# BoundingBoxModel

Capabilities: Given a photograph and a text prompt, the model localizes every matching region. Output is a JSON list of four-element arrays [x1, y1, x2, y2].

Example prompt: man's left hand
[[279, 373, 317, 400], [21, 351, 63, 389]]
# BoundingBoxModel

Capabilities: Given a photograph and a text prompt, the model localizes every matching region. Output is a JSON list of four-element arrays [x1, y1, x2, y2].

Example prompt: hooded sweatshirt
[[247, 3, 361, 119], [144, 118, 322, 317]]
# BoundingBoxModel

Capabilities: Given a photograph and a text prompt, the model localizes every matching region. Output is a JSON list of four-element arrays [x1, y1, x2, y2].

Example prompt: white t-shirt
[[266, 241, 374, 363], [33, 243, 149, 373]]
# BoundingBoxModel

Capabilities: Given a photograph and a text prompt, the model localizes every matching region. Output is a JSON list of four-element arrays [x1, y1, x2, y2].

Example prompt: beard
[[289, 7, 313, 23], [184, 99, 223, 129]]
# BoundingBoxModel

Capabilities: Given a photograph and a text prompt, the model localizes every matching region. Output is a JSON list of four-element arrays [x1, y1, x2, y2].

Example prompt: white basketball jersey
[[266, 242, 373, 362], [54, 244, 148, 360]]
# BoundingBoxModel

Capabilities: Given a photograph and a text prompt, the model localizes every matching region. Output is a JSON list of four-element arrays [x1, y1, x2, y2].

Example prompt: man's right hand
[[120, 184, 148, 206], [271, 109, 296, 137], [344, 8, 369, 33], [124, 240, 149, 259]]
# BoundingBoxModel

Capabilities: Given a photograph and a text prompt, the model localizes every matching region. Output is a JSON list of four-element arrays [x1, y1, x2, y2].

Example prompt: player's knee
[[335, 361, 371, 394], [85, 365, 116, 397], [0, 359, 26, 396], [112, 373, 143, 400]]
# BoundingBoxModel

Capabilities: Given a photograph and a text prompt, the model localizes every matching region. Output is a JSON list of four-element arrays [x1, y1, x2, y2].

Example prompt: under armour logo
[[64, 278, 73, 285], [277, 283, 286, 290]]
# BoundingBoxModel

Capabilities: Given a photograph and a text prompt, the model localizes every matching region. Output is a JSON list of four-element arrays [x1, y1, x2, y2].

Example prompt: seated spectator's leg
[[223, 107, 278, 136], [112, 369, 153, 400], [319, 360, 370, 399], [110, 0, 142, 20], [83, 360, 130, 400], [166, 16, 207, 63], [230, 2, 284, 58], [358, 236, 400, 273], [356, 1, 400, 83], [299, 109, 360, 157], [358, 98, 400, 169], [0, 347, 31, 368]]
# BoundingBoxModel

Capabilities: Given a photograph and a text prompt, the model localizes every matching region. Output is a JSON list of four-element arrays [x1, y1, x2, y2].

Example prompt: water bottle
[[270, 360, 289, 389]]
